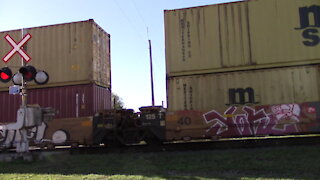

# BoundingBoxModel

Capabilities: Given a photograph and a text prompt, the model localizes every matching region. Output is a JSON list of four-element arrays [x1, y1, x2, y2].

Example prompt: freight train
[[0, 0, 320, 150]]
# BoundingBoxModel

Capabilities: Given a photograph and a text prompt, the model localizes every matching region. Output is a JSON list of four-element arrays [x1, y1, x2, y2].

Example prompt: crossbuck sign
[[2, 33, 32, 63]]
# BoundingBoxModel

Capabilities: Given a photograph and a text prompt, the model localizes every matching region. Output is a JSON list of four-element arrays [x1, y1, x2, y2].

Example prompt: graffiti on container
[[0, 122, 47, 148], [203, 103, 311, 136], [271, 104, 300, 131], [203, 106, 235, 135]]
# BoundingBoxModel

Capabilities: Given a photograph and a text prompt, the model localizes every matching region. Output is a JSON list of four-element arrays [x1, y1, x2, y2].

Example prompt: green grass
[[0, 145, 319, 180]]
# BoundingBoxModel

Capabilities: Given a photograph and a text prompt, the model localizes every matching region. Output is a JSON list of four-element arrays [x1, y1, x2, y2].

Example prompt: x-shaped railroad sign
[[2, 33, 32, 63]]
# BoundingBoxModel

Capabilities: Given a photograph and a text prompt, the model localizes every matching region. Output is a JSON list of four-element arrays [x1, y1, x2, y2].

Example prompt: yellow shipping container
[[165, 0, 320, 77], [0, 19, 110, 89], [167, 65, 320, 112]]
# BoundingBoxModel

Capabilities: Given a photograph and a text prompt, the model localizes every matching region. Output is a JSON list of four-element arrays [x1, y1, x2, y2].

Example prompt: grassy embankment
[[0, 145, 319, 180]]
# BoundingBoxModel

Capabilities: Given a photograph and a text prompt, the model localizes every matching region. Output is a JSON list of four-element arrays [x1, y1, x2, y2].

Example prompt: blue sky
[[0, 0, 238, 111]]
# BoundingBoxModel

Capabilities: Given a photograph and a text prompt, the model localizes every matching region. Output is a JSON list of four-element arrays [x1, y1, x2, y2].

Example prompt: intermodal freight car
[[0, 0, 320, 149], [163, 0, 320, 141]]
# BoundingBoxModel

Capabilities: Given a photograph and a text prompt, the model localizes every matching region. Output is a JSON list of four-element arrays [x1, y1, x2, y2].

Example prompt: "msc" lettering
[[295, 5, 320, 46]]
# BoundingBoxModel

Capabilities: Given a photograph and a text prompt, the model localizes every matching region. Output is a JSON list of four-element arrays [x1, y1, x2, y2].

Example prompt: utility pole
[[148, 40, 155, 107]]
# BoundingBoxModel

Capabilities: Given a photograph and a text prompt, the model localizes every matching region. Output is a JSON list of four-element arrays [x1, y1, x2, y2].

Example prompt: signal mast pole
[[21, 28, 27, 107], [18, 28, 28, 154], [148, 40, 155, 107]]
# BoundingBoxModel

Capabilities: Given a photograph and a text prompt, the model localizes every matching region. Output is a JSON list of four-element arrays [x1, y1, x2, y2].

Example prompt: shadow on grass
[[0, 145, 319, 179]]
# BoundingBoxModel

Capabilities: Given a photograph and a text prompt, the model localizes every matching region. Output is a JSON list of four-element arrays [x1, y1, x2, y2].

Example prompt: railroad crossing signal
[[0, 33, 49, 91], [2, 33, 32, 63], [12, 66, 49, 85], [0, 67, 12, 83]]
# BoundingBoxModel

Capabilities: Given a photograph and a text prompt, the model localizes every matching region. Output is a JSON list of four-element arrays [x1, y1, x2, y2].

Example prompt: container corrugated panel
[[250, 0, 320, 65], [0, 19, 111, 89], [0, 83, 111, 123], [165, 0, 320, 77], [167, 65, 320, 112]]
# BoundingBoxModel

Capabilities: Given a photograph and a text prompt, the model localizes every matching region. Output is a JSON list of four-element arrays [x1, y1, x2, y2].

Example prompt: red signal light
[[0, 67, 12, 83], [25, 72, 33, 79], [19, 66, 36, 82], [1, 72, 10, 80]]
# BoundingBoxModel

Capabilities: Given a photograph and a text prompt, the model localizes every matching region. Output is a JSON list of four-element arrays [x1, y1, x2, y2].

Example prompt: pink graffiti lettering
[[203, 106, 236, 135], [234, 114, 252, 135], [204, 103, 302, 137], [271, 104, 300, 121], [271, 104, 300, 132], [243, 106, 270, 135]]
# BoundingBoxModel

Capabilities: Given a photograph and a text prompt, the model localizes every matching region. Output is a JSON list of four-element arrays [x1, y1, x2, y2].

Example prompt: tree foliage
[[112, 93, 124, 110]]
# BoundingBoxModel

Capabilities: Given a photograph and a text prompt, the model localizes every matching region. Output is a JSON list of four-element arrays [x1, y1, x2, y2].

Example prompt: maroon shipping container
[[0, 83, 111, 123]]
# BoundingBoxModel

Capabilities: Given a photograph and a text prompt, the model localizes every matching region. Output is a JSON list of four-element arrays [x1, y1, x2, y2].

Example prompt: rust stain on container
[[167, 65, 320, 112], [0, 83, 111, 123], [0, 19, 111, 89], [165, 0, 320, 77]]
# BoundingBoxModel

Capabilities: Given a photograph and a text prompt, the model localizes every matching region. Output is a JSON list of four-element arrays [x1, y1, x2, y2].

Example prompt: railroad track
[[1, 134, 320, 157], [69, 134, 320, 154]]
